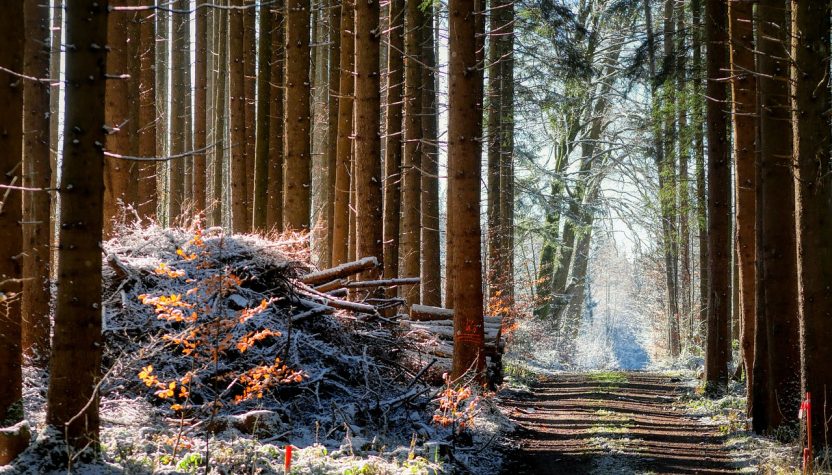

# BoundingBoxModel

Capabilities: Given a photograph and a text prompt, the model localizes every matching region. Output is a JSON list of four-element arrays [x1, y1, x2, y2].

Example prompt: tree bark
[[46, 0, 107, 451], [211, 0, 229, 227], [168, 0, 189, 224], [331, 0, 354, 265], [448, 0, 485, 380], [0, 0, 25, 462], [21, 0, 53, 363], [691, 0, 708, 338], [243, 1, 256, 231], [792, 0, 832, 451], [703, 0, 731, 394], [353, 0, 383, 278]]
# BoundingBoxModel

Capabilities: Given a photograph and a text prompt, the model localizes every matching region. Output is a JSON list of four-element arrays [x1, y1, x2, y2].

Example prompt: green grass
[[587, 371, 628, 385]]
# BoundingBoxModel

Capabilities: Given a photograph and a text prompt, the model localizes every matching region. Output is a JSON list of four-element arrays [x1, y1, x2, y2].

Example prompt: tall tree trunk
[[752, 0, 800, 431], [311, 0, 331, 263], [449, 0, 485, 380], [0, 1, 26, 463], [498, 0, 515, 311], [156, 0, 170, 220], [137, 5, 157, 220], [243, 0, 257, 230], [229, 0, 248, 232], [104, 1, 133, 237], [703, 0, 731, 394], [400, 0, 423, 304], [677, 0, 691, 339], [383, 0, 403, 294], [267, 1, 285, 229], [212, 0, 228, 227], [331, 0, 354, 264], [193, 0, 208, 217], [253, 2, 273, 231], [21, 0, 53, 363], [792, 0, 832, 451], [354, 0, 383, 278], [486, 0, 505, 310], [168, 0, 189, 223], [728, 0, 756, 412], [46, 0, 107, 451], [283, 0, 312, 231], [691, 0, 708, 338], [325, 1, 341, 255], [420, 5, 441, 307]]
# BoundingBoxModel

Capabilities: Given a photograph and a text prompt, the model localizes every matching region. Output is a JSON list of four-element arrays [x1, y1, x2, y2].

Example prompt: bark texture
[[46, 0, 108, 451]]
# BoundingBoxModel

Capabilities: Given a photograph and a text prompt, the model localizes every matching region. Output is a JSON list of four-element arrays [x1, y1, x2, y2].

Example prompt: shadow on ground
[[498, 372, 751, 474]]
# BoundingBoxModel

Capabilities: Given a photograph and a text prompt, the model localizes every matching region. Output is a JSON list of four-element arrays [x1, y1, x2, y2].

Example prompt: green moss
[[587, 371, 628, 385]]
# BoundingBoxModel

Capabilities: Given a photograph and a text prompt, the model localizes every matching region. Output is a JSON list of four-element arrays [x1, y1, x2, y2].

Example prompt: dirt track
[[498, 372, 749, 474]]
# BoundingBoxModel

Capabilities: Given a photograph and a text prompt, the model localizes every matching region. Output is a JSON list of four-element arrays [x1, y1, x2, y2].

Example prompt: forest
[[0, 0, 830, 473]]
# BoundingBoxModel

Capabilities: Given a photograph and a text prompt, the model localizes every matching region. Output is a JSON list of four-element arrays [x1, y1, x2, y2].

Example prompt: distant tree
[[46, 0, 108, 452], [22, 0, 53, 363], [283, 0, 312, 231], [331, 0, 354, 265], [353, 0, 383, 277], [703, 0, 731, 394], [400, 0, 422, 303], [791, 0, 832, 451], [244, 1, 257, 230], [0, 1, 26, 464], [211, 0, 229, 227], [448, 0, 485, 380], [325, 0, 341, 261]]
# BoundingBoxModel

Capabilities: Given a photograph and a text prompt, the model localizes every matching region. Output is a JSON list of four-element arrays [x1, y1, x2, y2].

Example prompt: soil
[[498, 372, 750, 474]]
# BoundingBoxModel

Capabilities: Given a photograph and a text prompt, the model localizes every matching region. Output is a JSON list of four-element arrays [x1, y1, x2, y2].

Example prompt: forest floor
[[497, 371, 753, 474]]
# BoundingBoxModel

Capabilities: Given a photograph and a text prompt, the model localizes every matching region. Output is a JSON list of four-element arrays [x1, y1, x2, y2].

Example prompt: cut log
[[345, 277, 420, 288], [402, 323, 500, 342], [295, 282, 378, 314], [300, 256, 379, 286], [314, 279, 347, 293], [410, 304, 454, 321]]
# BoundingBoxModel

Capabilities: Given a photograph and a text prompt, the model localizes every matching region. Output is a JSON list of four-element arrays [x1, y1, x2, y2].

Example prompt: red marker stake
[[806, 393, 812, 475], [285, 445, 293, 474]]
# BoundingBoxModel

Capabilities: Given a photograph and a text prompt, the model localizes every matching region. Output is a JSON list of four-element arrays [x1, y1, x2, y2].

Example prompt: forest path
[[497, 372, 750, 474]]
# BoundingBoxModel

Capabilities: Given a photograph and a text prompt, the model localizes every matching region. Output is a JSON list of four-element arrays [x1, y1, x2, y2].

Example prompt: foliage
[[136, 228, 304, 411], [432, 375, 479, 434]]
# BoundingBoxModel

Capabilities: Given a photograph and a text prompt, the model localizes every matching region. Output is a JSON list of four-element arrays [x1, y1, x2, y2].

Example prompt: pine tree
[[354, 0, 383, 276], [253, 1, 273, 230], [420, 4, 441, 307], [193, 1, 209, 216], [703, 0, 731, 394], [791, 0, 832, 450], [267, 1, 285, 229], [331, 0, 354, 265], [46, 0, 108, 451], [0, 1, 26, 464], [229, 0, 248, 232], [21, 0, 53, 363], [448, 0, 485, 380], [383, 0, 404, 291], [137, 3, 157, 219], [283, 0, 312, 230]]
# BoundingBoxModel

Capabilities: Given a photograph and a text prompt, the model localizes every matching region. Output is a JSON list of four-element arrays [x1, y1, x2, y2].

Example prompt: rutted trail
[[498, 372, 749, 474]]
